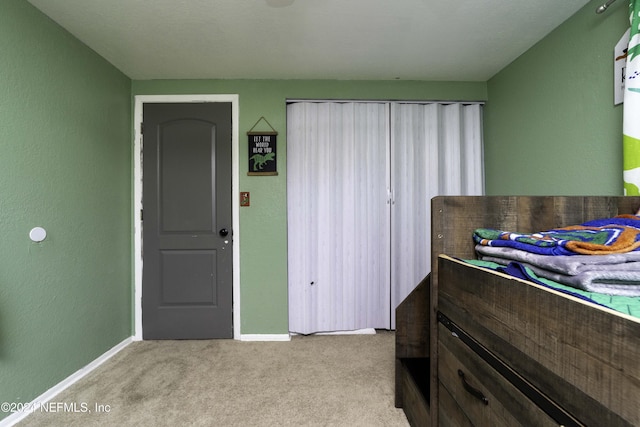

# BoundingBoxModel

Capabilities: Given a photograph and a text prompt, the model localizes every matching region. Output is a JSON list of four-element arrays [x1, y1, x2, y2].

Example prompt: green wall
[[7, 0, 627, 415], [484, 0, 630, 195], [132, 80, 487, 335], [0, 1, 132, 418]]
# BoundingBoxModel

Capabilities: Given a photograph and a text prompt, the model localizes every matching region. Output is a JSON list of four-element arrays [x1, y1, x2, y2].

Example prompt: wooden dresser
[[395, 196, 640, 427], [437, 257, 582, 426]]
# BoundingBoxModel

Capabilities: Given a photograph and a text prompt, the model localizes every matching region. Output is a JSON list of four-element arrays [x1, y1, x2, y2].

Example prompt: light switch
[[240, 192, 250, 207]]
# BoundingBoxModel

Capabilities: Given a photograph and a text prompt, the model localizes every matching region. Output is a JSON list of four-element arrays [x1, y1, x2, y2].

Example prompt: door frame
[[132, 94, 240, 340]]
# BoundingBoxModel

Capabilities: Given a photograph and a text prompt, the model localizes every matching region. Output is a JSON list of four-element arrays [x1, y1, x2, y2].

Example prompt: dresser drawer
[[438, 320, 579, 427]]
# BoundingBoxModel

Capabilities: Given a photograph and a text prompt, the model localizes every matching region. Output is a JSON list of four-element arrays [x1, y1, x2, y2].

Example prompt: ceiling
[[27, 0, 593, 81]]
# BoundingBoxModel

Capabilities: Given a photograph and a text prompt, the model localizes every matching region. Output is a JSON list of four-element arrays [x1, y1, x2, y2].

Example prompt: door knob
[[219, 228, 229, 237]]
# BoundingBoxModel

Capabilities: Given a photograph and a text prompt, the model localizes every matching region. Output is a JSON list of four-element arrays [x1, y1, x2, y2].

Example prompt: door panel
[[143, 102, 232, 339], [159, 119, 217, 232], [160, 250, 217, 304]]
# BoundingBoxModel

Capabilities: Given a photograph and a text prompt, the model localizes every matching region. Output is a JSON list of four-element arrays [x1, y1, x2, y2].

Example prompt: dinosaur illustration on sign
[[250, 153, 275, 171]]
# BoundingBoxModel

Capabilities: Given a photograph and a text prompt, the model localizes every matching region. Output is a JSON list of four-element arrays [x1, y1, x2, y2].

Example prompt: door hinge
[[140, 122, 144, 135], [140, 209, 143, 221]]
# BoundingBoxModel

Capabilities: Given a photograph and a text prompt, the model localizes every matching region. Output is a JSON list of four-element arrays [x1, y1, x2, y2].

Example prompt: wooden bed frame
[[395, 196, 640, 426]]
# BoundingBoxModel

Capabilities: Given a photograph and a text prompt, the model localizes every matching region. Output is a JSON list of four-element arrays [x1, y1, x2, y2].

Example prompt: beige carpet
[[19, 331, 409, 426]]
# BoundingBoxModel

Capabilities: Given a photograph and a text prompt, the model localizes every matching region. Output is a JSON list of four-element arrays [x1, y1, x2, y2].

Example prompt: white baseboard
[[239, 334, 291, 342], [316, 328, 377, 335], [289, 328, 377, 336], [0, 337, 133, 427]]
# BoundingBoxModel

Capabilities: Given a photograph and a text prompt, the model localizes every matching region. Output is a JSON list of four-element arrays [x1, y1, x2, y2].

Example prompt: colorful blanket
[[473, 215, 640, 256], [475, 245, 640, 296]]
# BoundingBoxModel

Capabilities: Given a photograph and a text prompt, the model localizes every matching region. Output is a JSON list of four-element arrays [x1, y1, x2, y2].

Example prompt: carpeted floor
[[19, 331, 409, 426]]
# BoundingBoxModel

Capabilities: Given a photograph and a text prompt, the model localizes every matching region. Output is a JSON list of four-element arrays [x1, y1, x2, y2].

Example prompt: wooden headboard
[[430, 196, 640, 283]]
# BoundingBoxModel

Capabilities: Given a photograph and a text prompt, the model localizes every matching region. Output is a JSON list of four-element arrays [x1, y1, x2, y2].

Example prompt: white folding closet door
[[287, 102, 391, 335], [390, 103, 484, 322], [390, 103, 437, 323], [288, 101, 484, 334]]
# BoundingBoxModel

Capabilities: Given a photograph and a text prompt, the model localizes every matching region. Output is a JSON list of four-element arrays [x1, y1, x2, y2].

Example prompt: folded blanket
[[476, 245, 640, 274], [481, 261, 612, 307], [473, 215, 640, 255], [476, 245, 640, 296]]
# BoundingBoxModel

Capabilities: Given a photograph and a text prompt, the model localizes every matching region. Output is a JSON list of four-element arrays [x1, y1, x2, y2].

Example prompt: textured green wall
[[0, 1, 132, 417], [132, 80, 487, 335], [484, 0, 630, 195], [13, 0, 623, 412], [5, 0, 626, 413]]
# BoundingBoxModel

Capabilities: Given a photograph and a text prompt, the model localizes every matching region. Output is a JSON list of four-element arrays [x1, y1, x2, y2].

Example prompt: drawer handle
[[458, 370, 489, 405]]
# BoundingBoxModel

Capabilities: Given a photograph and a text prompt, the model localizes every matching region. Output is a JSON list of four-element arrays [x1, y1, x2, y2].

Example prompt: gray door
[[142, 102, 233, 339]]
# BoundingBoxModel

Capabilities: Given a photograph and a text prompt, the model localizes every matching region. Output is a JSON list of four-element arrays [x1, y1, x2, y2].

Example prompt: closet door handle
[[458, 370, 489, 405]]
